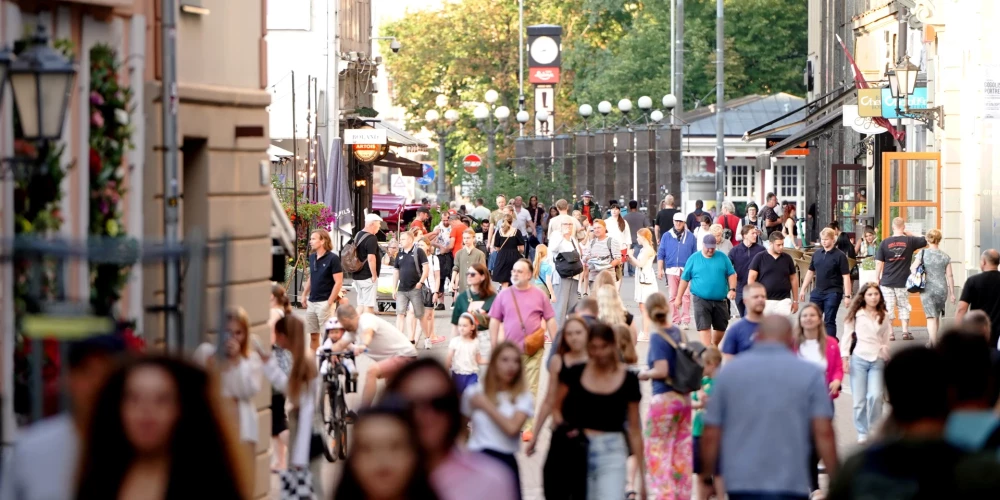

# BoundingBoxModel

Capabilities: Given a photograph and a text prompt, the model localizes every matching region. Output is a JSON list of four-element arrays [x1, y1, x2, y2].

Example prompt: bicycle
[[316, 347, 359, 462]]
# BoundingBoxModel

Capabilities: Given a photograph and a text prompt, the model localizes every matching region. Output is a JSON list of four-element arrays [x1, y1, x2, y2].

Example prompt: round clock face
[[531, 36, 559, 65]]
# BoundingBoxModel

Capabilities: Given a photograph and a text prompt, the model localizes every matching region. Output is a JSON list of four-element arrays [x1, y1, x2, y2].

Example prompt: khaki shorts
[[305, 301, 331, 333], [354, 278, 377, 307], [881, 286, 911, 321], [375, 355, 416, 379]]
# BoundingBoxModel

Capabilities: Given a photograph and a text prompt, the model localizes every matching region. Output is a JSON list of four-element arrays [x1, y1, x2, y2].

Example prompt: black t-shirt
[[393, 247, 428, 291], [558, 363, 641, 432], [655, 208, 679, 234], [686, 210, 712, 231], [352, 231, 381, 280], [308, 251, 343, 302], [960, 270, 1000, 348], [809, 247, 850, 293], [875, 236, 927, 287], [749, 251, 797, 300], [759, 205, 781, 236]]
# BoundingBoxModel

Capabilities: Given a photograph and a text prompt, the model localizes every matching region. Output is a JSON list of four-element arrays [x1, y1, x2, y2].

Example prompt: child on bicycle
[[447, 312, 485, 395], [319, 317, 356, 380]]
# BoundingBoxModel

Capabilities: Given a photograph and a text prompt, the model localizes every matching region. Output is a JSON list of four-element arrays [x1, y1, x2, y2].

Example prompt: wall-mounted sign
[[352, 143, 389, 163], [345, 128, 387, 145], [417, 164, 435, 186], [529, 67, 561, 84], [842, 105, 888, 135], [881, 87, 929, 119], [857, 89, 883, 117], [765, 136, 809, 156]]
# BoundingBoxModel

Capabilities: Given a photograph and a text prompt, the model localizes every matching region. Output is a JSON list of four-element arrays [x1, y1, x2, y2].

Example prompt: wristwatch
[[729, 288, 736, 292]]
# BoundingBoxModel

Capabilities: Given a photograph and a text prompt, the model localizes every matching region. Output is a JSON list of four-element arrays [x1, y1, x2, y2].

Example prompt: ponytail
[[645, 292, 672, 328], [271, 284, 292, 315]]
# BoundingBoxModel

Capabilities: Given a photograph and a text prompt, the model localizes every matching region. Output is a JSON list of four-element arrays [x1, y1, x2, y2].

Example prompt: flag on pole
[[836, 34, 904, 142]]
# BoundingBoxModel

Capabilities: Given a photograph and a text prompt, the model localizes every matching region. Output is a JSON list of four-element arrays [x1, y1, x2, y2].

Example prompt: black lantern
[[0, 45, 13, 105], [8, 25, 77, 141]]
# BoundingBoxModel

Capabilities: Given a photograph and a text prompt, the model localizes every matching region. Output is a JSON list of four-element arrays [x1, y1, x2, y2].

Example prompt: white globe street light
[[516, 109, 530, 124], [662, 94, 678, 110], [435, 94, 449, 108], [597, 101, 612, 115], [494, 105, 510, 121], [638, 96, 653, 110], [473, 105, 490, 120], [650, 110, 664, 123], [579, 104, 593, 117], [484, 89, 499, 104], [444, 109, 459, 122], [425, 109, 440, 123], [618, 98, 633, 114], [536, 109, 550, 123]]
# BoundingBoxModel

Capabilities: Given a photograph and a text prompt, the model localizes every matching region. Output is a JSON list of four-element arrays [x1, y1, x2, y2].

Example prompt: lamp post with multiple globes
[[475, 89, 510, 191], [425, 94, 459, 202]]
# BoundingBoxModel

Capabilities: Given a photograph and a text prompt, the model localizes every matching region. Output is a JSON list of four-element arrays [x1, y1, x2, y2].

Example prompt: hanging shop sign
[[881, 87, 929, 119], [857, 89, 883, 117], [347, 126, 389, 163], [352, 142, 389, 163], [842, 105, 888, 135]]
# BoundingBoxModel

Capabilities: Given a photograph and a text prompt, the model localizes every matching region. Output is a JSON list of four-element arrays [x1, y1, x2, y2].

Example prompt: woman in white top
[[841, 283, 891, 443], [260, 314, 323, 495], [629, 228, 658, 339], [709, 224, 733, 254], [606, 205, 632, 291], [193, 307, 263, 488], [462, 342, 534, 500], [694, 215, 711, 251]]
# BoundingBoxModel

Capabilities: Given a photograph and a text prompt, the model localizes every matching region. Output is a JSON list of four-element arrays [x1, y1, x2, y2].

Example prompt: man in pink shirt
[[386, 359, 518, 500]]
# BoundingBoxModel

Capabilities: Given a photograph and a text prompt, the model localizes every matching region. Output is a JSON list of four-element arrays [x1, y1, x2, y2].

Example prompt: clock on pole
[[527, 25, 562, 137]]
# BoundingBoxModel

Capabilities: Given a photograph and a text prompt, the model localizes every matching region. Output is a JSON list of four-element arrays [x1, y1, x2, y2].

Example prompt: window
[[778, 164, 800, 198], [726, 164, 754, 198]]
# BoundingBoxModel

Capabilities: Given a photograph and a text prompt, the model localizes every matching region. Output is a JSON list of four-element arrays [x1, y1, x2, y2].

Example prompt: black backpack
[[656, 329, 705, 394]]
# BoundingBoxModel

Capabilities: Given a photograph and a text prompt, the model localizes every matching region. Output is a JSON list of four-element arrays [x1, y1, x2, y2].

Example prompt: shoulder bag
[[409, 249, 435, 307], [510, 288, 547, 357], [554, 238, 584, 278], [488, 230, 512, 272], [906, 249, 927, 293], [610, 240, 624, 281], [466, 289, 490, 328]]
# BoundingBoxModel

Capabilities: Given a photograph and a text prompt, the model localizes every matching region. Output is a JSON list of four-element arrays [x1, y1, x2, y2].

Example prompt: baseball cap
[[582, 190, 593, 197], [324, 317, 345, 331], [365, 213, 383, 224], [672, 213, 685, 222], [702, 234, 718, 249]]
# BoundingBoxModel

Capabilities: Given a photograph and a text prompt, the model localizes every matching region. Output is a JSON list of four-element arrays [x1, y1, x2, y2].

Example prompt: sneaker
[[423, 338, 431, 350], [435, 303, 446, 311]]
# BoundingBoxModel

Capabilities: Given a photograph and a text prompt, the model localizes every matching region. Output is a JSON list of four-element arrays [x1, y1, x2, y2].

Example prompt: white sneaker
[[423, 338, 431, 350]]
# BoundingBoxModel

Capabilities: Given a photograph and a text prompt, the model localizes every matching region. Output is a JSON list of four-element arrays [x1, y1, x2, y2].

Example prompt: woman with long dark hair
[[75, 356, 247, 499], [268, 285, 292, 471], [333, 400, 440, 500], [842, 283, 891, 443], [493, 212, 525, 288], [527, 315, 590, 456]]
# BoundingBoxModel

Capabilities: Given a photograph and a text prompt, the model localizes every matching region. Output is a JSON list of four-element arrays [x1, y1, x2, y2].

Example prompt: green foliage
[[455, 163, 570, 207]]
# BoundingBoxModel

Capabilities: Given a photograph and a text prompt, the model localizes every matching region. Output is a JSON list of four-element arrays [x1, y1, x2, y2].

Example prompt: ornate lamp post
[[7, 25, 77, 142], [426, 94, 458, 202], [475, 89, 510, 190]]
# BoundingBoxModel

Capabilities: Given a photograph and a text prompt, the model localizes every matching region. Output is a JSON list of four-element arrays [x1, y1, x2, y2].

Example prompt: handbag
[[849, 331, 858, 355], [279, 467, 315, 500], [906, 250, 927, 293], [510, 287, 546, 356], [466, 290, 490, 327], [637, 265, 653, 285], [554, 239, 584, 278]]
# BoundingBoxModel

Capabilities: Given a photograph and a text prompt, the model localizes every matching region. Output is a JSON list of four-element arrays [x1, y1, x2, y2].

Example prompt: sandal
[[902, 332, 914, 341], [625, 492, 637, 500], [889, 333, 896, 341]]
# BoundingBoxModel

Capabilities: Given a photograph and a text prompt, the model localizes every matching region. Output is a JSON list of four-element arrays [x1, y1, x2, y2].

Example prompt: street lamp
[[888, 57, 944, 129], [426, 95, 457, 202], [617, 98, 633, 114], [476, 92, 510, 190], [8, 25, 77, 141]]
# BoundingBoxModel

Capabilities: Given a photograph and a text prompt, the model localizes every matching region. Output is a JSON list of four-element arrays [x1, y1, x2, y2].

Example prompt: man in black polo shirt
[[799, 228, 852, 339], [760, 193, 782, 237], [728, 224, 766, 317], [392, 230, 431, 346], [654, 194, 680, 242], [748, 231, 799, 316], [303, 228, 344, 350]]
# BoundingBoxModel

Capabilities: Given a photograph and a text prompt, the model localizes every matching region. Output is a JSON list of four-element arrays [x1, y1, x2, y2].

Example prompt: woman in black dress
[[492, 212, 525, 288]]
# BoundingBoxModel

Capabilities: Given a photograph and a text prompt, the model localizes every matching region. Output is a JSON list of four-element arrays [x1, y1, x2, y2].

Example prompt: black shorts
[[692, 296, 730, 332], [692, 435, 720, 475], [271, 392, 288, 436], [438, 253, 454, 293]]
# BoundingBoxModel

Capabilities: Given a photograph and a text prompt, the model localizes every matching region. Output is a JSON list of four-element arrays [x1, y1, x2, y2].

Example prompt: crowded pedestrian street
[[5, 1, 1000, 500]]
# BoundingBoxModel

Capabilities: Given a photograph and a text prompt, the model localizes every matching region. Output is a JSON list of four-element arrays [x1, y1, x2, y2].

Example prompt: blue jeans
[[810, 290, 843, 340], [586, 432, 628, 500], [850, 355, 885, 439]]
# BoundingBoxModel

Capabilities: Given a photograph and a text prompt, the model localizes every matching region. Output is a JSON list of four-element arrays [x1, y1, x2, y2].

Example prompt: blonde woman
[[492, 212, 525, 288], [596, 284, 639, 347], [532, 244, 556, 302], [709, 224, 733, 254], [630, 228, 658, 339], [912, 228, 955, 345]]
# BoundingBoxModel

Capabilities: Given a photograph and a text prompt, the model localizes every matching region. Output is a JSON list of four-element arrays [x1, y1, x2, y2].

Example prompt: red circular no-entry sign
[[463, 153, 483, 174]]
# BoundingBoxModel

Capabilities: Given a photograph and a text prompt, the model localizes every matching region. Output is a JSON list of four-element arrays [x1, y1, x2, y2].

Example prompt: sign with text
[[857, 89, 883, 117], [985, 64, 1000, 120], [463, 153, 482, 174], [529, 67, 560, 84], [344, 128, 387, 145], [881, 87, 929, 119]]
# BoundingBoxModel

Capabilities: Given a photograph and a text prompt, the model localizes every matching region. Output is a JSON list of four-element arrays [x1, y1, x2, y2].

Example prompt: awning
[[744, 85, 854, 142], [372, 193, 407, 212], [766, 111, 842, 155], [373, 120, 428, 147], [375, 151, 423, 177], [268, 144, 294, 161]]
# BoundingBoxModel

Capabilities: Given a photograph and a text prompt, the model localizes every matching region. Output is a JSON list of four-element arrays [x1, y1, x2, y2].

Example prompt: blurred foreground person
[[333, 400, 440, 500], [385, 359, 517, 500], [75, 356, 248, 499], [0, 335, 126, 500], [828, 347, 1000, 499], [936, 329, 1000, 453]]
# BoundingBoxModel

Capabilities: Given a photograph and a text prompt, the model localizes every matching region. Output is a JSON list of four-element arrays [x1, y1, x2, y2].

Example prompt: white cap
[[365, 213, 383, 224], [324, 317, 344, 331], [673, 213, 686, 222]]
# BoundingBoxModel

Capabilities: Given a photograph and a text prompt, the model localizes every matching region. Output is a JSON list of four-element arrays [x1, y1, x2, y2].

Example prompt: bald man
[[700, 315, 838, 499], [956, 249, 1000, 348]]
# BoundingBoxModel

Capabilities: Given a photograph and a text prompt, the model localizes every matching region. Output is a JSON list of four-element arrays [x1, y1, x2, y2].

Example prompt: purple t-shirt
[[489, 286, 555, 351]]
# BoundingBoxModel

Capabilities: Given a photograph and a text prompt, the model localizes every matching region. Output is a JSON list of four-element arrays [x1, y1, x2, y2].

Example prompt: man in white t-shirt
[[331, 305, 418, 407], [511, 196, 533, 238], [547, 198, 582, 248]]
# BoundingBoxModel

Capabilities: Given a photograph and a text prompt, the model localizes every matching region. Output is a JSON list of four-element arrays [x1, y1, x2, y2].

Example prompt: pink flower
[[90, 91, 104, 106], [91, 111, 104, 128]]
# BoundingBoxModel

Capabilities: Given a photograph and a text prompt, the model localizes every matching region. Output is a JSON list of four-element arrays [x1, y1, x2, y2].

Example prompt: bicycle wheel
[[319, 379, 337, 462], [335, 387, 350, 460]]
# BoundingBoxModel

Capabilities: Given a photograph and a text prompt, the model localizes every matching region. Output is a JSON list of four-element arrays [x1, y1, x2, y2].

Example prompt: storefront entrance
[[832, 164, 868, 240], [880, 152, 942, 328]]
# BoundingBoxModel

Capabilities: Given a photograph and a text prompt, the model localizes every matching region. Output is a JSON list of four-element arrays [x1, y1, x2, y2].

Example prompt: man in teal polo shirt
[[674, 234, 737, 347]]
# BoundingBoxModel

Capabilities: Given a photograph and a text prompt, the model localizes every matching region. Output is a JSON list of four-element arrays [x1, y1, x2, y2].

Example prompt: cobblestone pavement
[[274, 275, 935, 499]]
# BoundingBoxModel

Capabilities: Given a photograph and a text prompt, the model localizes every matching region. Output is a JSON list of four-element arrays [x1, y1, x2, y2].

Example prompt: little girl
[[447, 313, 484, 395], [462, 342, 533, 500], [693, 347, 723, 500]]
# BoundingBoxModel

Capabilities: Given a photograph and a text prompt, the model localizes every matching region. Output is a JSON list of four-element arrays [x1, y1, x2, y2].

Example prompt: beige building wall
[[142, 0, 272, 497]]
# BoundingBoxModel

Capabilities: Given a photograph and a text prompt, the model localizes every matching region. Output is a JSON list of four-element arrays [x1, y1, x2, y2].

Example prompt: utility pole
[[291, 71, 299, 303], [306, 76, 313, 201], [518, 0, 525, 137], [715, 0, 725, 210], [161, 0, 181, 351], [675, 0, 685, 117]]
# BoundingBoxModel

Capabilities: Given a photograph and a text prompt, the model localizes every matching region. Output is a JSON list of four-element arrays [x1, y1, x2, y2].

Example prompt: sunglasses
[[467, 272, 480, 277], [411, 394, 456, 413]]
